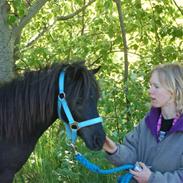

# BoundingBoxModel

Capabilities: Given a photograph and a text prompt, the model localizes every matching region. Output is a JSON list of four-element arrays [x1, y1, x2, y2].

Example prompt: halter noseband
[[57, 71, 103, 145]]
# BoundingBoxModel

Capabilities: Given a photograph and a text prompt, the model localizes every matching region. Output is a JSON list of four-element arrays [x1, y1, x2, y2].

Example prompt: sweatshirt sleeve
[[148, 170, 183, 183], [148, 153, 183, 183], [105, 121, 142, 166]]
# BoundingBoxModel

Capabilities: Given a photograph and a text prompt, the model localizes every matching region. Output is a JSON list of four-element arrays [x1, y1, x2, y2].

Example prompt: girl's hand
[[103, 136, 118, 154], [130, 162, 152, 183]]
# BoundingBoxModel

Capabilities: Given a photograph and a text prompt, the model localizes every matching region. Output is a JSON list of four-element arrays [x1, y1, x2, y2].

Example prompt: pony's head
[[59, 62, 105, 150]]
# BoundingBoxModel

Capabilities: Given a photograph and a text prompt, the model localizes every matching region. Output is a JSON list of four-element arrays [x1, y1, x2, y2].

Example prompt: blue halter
[[57, 71, 136, 183], [57, 71, 103, 145]]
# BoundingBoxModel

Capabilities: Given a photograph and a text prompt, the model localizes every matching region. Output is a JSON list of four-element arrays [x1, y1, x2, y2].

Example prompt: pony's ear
[[91, 66, 101, 74]]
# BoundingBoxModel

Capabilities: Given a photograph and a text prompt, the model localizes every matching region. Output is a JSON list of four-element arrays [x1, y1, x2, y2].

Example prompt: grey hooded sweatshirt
[[106, 107, 183, 183]]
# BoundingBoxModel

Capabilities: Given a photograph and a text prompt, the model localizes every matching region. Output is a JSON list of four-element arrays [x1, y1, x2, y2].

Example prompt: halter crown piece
[[57, 71, 103, 145]]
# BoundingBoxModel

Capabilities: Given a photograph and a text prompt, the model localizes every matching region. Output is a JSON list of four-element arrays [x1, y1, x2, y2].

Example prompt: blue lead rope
[[75, 153, 134, 183]]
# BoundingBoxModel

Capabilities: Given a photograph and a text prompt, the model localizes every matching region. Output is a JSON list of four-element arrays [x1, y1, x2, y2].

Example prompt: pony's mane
[[0, 62, 99, 142]]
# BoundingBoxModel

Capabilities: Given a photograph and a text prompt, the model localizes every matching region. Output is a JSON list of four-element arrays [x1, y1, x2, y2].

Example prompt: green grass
[[14, 121, 117, 183]]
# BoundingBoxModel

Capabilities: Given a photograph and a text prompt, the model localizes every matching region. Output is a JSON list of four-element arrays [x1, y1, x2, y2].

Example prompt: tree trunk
[[0, 1, 15, 84], [0, 29, 15, 83]]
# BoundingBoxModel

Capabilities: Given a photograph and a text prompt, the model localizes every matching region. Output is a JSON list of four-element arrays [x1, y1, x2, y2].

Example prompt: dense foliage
[[8, 0, 183, 182]]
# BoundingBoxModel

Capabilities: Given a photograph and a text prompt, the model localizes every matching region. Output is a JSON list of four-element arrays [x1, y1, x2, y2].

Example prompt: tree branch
[[113, 0, 130, 127], [24, 22, 54, 48], [23, 0, 96, 48], [13, 0, 48, 38], [172, 0, 183, 16], [81, 0, 86, 35], [149, 0, 163, 62], [114, 0, 128, 80], [57, 0, 95, 21]]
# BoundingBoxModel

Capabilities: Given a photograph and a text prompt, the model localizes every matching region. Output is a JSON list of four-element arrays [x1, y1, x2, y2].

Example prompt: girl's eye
[[154, 85, 159, 89], [149, 83, 160, 89]]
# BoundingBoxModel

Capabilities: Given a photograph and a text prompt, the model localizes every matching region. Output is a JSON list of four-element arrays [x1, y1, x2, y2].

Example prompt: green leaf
[[8, 15, 17, 25]]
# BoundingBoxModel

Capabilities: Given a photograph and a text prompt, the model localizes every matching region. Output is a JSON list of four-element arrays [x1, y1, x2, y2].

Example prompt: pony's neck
[[24, 68, 59, 141], [0, 66, 61, 142]]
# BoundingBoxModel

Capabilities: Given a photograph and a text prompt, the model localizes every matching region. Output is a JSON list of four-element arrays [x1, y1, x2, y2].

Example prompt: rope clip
[[70, 143, 79, 155]]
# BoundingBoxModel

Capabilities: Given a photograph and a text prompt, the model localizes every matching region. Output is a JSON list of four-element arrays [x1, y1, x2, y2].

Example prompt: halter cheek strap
[[57, 71, 103, 145]]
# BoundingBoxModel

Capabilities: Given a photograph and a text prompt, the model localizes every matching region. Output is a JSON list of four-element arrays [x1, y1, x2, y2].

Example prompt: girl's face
[[148, 71, 174, 108]]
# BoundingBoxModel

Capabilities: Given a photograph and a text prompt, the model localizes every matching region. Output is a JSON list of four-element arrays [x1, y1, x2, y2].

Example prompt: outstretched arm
[[103, 136, 118, 154]]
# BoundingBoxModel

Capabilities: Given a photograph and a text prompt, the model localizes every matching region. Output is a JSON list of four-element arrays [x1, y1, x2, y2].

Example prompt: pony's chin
[[79, 130, 106, 151], [84, 137, 105, 151]]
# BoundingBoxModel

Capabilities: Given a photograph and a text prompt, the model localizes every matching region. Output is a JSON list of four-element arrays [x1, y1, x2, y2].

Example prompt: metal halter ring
[[59, 92, 66, 99], [70, 121, 80, 130]]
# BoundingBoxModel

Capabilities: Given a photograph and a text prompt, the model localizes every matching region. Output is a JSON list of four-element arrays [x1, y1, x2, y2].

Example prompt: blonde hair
[[152, 63, 183, 115]]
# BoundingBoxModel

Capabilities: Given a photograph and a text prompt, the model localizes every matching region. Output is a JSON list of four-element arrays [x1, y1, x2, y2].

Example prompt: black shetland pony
[[0, 62, 106, 183]]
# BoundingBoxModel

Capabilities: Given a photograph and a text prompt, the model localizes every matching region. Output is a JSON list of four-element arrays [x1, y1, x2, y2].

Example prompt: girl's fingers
[[139, 162, 146, 168], [129, 169, 140, 176]]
